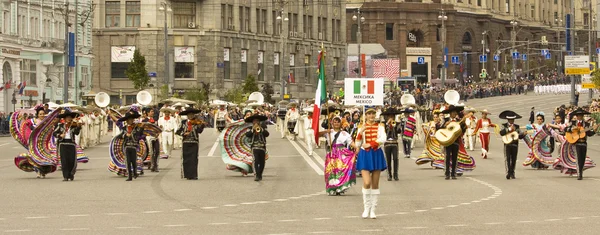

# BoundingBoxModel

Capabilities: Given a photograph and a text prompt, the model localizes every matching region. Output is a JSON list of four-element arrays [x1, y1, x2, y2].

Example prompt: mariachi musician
[[276, 101, 288, 138], [440, 105, 468, 180], [117, 110, 144, 181], [285, 102, 300, 139], [215, 104, 231, 132], [565, 108, 597, 180], [244, 113, 270, 181], [498, 110, 526, 180], [142, 108, 160, 172], [381, 107, 403, 181], [175, 108, 205, 180], [53, 109, 83, 182]]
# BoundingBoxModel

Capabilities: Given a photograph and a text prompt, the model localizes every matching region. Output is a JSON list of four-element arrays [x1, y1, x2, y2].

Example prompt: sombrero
[[244, 114, 268, 123], [57, 109, 80, 119], [179, 108, 201, 116], [381, 108, 403, 116], [117, 110, 141, 122], [441, 105, 464, 114], [499, 110, 522, 120], [571, 107, 591, 116]]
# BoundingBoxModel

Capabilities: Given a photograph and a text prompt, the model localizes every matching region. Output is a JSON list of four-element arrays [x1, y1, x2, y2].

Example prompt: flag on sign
[[312, 45, 326, 144], [288, 73, 295, 83], [353, 80, 375, 95], [18, 81, 26, 95]]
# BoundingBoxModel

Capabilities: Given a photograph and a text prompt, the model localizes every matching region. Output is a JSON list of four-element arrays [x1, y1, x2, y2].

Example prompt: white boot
[[361, 188, 371, 219], [370, 189, 380, 219]]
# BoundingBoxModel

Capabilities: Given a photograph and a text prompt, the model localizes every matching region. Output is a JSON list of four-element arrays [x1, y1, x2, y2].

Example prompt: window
[[69, 67, 74, 88], [505, 0, 510, 13], [333, 57, 338, 81], [174, 63, 193, 78], [307, 16, 313, 38], [273, 11, 280, 36], [289, 54, 295, 83], [221, 4, 227, 29], [126, 1, 140, 27], [241, 50, 248, 79], [385, 23, 394, 40], [256, 9, 267, 34], [318, 17, 323, 39], [287, 13, 299, 33], [105, 1, 120, 27], [20, 60, 37, 87], [531, 6, 535, 19], [351, 24, 358, 42], [239, 6, 250, 32], [477, 0, 481, 6], [3, 6, 9, 35], [322, 17, 327, 40], [554, 11, 558, 21], [554, 0, 557, 4], [81, 66, 89, 87], [111, 63, 129, 78], [173, 2, 196, 28], [304, 55, 311, 84], [228, 5, 233, 29], [332, 19, 337, 41], [224, 48, 231, 80]]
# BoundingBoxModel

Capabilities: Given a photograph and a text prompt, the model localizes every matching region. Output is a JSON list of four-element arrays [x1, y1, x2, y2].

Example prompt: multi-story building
[[0, 0, 93, 113], [91, 0, 346, 103], [346, 0, 598, 84]]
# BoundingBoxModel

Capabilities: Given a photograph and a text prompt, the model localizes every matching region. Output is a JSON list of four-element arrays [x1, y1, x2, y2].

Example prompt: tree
[[157, 84, 169, 101], [224, 86, 245, 104], [591, 70, 600, 88], [183, 87, 205, 105], [200, 82, 212, 103], [261, 83, 275, 104], [242, 74, 259, 94], [125, 49, 150, 90]]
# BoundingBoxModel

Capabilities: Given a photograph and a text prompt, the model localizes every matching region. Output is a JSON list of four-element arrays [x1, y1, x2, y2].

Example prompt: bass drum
[[276, 108, 287, 119], [287, 119, 297, 134], [216, 119, 226, 132]]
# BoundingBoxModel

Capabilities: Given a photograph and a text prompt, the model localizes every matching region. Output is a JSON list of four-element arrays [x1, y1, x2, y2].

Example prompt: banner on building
[[111, 46, 135, 62], [241, 50, 247, 62], [372, 59, 400, 81], [174, 47, 195, 62], [224, 48, 230, 61], [346, 55, 372, 76], [274, 53, 279, 65], [258, 51, 264, 64], [290, 54, 295, 66], [343, 78, 384, 105]]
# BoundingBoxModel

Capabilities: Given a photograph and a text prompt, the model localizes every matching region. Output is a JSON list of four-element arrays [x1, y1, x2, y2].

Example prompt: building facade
[[91, 0, 347, 103], [346, 0, 598, 84], [0, 0, 93, 113]]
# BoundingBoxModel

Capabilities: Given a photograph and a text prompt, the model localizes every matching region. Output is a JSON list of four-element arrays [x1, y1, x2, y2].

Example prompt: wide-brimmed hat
[[381, 107, 402, 116], [179, 108, 201, 116], [320, 106, 343, 115], [464, 107, 477, 113], [499, 110, 522, 120], [117, 110, 141, 122], [160, 107, 175, 113], [480, 109, 491, 114], [571, 107, 591, 116], [244, 114, 268, 123], [365, 105, 377, 114], [403, 107, 416, 113], [57, 109, 80, 119], [441, 105, 464, 114]]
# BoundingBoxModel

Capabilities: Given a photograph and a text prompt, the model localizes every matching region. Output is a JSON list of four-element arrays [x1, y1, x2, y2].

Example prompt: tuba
[[443, 90, 460, 105], [400, 94, 416, 107], [136, 91, 153, 106], [94, 92, 110, 108]]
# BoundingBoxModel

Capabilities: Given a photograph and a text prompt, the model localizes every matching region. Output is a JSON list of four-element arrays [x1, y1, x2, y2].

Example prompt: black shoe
[[451, 174, 457, 180], [578, 175, 583, 180], [139, 171, 144, 175], [126, 178, 132, 181], [510, 174, 516, 179], [506, 174, 510, 180], [69, 176, 74, 181], [445, 175, 450, 180], [63, 178, 68, 181], [254, 177, 260, 181], [191, 177, 198, 180], [394, 175, 399, 181], [258, 176, 263, 181], [387, 175, 392, 181], [133, 174, 138, 179]]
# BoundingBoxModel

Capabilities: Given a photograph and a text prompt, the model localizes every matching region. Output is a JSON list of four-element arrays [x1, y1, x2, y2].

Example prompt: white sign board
[[343, 78, 385, 105], [111, 46, 135, 62], [174, 47, 194, 62], [565, 55, 590, 75]]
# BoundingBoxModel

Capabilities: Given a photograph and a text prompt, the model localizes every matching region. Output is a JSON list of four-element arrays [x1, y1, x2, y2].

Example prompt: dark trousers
[[575, 143, 587, 176], [384, 144, 399, 177], [402, 139, 411, 156], [125, 147, 137, 179], [504, 144, 518, 175], [445, 144, 459, 175], [253, 148, 266, 177], [59, 142, 77, 179], [150, 139, 160, 171], [182, 143, 199, 179]]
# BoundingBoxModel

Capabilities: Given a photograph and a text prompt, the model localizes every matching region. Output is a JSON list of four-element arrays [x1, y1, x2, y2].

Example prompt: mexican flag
[[312, 48, 326, 144]]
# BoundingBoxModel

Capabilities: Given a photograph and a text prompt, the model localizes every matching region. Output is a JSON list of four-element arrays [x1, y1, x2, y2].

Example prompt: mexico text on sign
[[343, 78, 384, 106]]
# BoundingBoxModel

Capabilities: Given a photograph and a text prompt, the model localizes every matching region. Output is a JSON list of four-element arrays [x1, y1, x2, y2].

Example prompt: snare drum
[[287, 120, 297, 134], [216, 119, 226, 132]]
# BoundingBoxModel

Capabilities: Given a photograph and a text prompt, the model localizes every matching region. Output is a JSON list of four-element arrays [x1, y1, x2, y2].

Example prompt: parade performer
[[285, 102, 300, 139], [142, 108, 160, 172], [244, 113, 270, 181], [323, 115, 357, 195], [173, 103, 184, 149], [499, 110, 526, 179], [547, 114, 596, 176], [473, 109, 496, 159], [522, 112, 554, 169], [564, 108, 597, 180], [219, 117, 257, 176], [117, 110, 144, 181], [440, 105, 468, 180], [215, 104, 230, 132], [276, 101, 288, 138], [12, 107, 57, 178], [356, 106, 386, 219], [416, 110, 444, 169], [464, 107, 478, 151], [176, 108, 205, 180], [303, 106, 317, 156], [158, 107, 176, 159], [53, 110, 82, 181], [382, 107, 402, 181], [401, 108, 416, 158]]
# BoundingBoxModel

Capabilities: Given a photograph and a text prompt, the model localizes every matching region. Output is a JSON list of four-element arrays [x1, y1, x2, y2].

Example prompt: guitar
[[565, 122, 598, 144], [435, 113, 473, 146], [502, 132, 520, 144]]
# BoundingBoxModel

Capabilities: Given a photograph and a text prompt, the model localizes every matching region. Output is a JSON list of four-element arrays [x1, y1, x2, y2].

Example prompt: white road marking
[[378, 214, 388, 217], [289, 197, 301, 199], [209, 223, 230, 225], [414, 210, 428, 212], [431, 207, 444, 210], [446, 224, 467, 227], [446, 205, 458, 208], [273, 199, 288, 202], [163, 224, 188, 227], [278, 219, 300, 222], [59, 228, 90, 231], [116, 227, 142, 229], [403, 227, 427, 229], [240, 221, 263, 224], [313, 218, 331, 220], [4, 229, 32, 232], [241, 202, 258, 205], [25, 216, 48, 219], [223, 204, 238, 207], [359, 229, 383, 232], [472, 200, 481, 203], [288, 139, 324, 175], [174, 209, 191, 212], [256, 201, 270, 204], [0, 218, 5, 220], [344, 215, 360, 218], [517, 221, 534, 223], [142, 211, 161, 214], [0, 143, 10, 147], [67, 214, 89, 217], [484, 222, 505, 225], [105, 212, 128, 215], [460, 203, 471, 205], [308, 232, 334, 234], [395, 212, 409, 215], [207, 139, 219, 156], [201, 207, 217, 210], [311, 193, 322, 196], [568, 217, 584, 220], [544, 219, 562, 222]]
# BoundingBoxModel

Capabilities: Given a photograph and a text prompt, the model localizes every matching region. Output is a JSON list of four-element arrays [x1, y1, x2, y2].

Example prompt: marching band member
[[356, 106, 387, 219], [53, 110, 82, 181], [473, 109, 495, 159], [176, 108, 205, 180], [173, 103, 184, 149], [285, 102, 300, 139], [143, 108, 160, 172], [402, 108, 416, 158], [464, 107, 478, 151], [93, 110, 102, 145], [303, 106, 317, 156], [382, 108, 402, 181], [244, 113, 270, 181], [117, 111, 143, 181], [564, 108, 597, 180], [440, 105, 468, 180], [498, 110, 525, 179], [276, 102, 288, 138], [158, 108, 177, 159], [215, 104, 231, 132]]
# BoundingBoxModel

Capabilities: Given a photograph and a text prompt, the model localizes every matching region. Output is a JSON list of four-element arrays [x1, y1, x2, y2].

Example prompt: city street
[[1, 93, 599, 235]]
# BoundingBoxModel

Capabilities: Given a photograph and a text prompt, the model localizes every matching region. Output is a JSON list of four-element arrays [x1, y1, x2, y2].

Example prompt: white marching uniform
[[464, 116, 478, 151], [214, 109, 228, 132], [285, 108, 300, 138], [158, 116, 177, 156], [173, 112, 183, 149], [303, 116, 316, 155]]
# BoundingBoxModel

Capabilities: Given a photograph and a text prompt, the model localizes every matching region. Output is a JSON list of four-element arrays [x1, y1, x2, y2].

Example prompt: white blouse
[[327, 130, 352, 146], [480, 119, 491, 133]]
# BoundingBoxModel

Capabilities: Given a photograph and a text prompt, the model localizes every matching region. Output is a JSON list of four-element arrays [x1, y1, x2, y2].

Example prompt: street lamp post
[[555, 18, 563, 74], [159, 2, 172, 94], [482, 31, 488, 80], [276, 9, 289, 100], [510, 20, 518, 81], [352, 10, 365, 78], [438, 10, 447, 88], [588, 12, 596, 105]]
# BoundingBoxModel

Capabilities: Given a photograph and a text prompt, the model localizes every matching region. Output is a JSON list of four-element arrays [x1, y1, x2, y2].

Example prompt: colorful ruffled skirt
[[522, 128, 554, 168], [432, 142, 477, 173], [325, 144, 356, 195], [548, 128, 596, 175], [416, 127, 444, 169]]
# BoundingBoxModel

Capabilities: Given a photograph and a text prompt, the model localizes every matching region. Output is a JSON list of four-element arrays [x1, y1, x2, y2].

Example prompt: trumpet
[[255, 126, 263, 133], [189, 120, 205, 125], [334, 110, 341, 116], [391, 121, 396, 126]]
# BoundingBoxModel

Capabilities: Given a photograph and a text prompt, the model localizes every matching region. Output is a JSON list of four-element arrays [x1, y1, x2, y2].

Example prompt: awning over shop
[[347, 44, 386, 56]]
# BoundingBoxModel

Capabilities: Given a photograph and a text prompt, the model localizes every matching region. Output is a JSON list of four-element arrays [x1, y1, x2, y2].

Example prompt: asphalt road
[[0, 93, 599, 235]]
